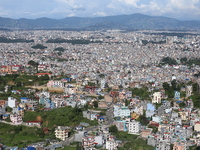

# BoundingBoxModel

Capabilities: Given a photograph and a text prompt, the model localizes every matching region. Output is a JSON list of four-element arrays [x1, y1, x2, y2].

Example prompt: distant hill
[[0, 13, 200, 30]]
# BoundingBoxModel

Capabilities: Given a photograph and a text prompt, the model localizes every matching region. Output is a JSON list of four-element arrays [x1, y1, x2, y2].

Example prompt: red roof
[[1, 66, 7, 68], [35, 73, 51, 76], [26, 121, 42, 123], [11, 65, 22, 67]]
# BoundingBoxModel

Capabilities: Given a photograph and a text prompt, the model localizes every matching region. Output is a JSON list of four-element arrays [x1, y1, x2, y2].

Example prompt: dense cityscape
[[1, 29, 200, 150]]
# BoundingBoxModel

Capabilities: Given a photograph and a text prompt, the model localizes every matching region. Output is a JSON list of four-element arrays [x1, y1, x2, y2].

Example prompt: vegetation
[[129, 87, 150, 100], [160, 57, 178, 65], [113, 131, 154, 150], [0, 37, 34, 43], [23, 106, 98, 129], [31, 44, 47, 49], [0, 122, 45, 147], [53, 47, 65, 52], [46, 38, 102, 45]]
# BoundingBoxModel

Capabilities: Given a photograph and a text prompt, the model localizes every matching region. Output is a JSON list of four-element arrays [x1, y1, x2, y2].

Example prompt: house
[[152, 92, 161, 103], [104, 94, 113, 103], [141, 129, 152, 138], [128, 120, 140, 135], [20, 97, 29, 103], [55, 126, 70, 141], [25, 121, 42, 127], [194, 122, 200, 132], [10, 114, 23, 125], [113, 105, 130, 118], [82, 136, 96, 149], [174, 91, 180, 100], [173, 142, 186, 150], [8, 97, 17, 108], [35, 73, 51, 77], [98, 101, 108, 109], [186, 85, 192, 97], [113, 120, 127, 131], [106, 136, 118, 150], [146, 103, 155, 118]]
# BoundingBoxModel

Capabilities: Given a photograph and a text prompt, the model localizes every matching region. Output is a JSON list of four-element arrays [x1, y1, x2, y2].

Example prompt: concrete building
[[152, 92, 162, 103], [55, 126, 70, 141], [128, 120, 140, 135]]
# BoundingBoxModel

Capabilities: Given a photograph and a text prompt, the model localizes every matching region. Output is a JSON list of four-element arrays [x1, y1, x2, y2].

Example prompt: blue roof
[[21, 97, 28, 100]]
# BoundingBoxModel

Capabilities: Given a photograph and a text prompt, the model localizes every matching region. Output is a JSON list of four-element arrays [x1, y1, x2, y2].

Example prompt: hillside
[[0, 13, 200, 30]]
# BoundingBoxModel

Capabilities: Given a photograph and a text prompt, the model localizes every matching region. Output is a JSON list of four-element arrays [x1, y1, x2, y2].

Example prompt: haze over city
[[0, 0, 200, 20]]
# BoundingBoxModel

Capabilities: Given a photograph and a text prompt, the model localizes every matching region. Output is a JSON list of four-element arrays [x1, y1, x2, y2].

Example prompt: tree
[[5, 106, 13, 112], [109, 125, 118, 134], [93, 101, 98, 108]]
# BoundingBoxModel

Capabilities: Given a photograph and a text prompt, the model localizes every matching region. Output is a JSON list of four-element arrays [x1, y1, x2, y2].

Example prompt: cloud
[[92, 12, 107, 16], [0, 0, 200, 20]]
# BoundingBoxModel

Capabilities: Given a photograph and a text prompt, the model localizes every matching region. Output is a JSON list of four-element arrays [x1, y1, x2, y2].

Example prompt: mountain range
[[0, 13, 200, 30]]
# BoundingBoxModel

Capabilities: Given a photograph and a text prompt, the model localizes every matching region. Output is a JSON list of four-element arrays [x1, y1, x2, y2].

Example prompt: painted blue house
[[174, 91, 180, 100], [21, 97, 29, 103], [146, 103, 155, 118]]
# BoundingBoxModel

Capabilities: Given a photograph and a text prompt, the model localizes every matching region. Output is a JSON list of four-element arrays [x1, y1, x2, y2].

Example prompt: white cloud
[[117, 0, 140, 7], [92, 12, 107, 16]]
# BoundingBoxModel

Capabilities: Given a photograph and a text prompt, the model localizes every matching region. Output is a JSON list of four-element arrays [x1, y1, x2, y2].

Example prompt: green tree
[[93, 101, 98, 108], [109, 125, 118, 134], [5, 106, 13, 112]]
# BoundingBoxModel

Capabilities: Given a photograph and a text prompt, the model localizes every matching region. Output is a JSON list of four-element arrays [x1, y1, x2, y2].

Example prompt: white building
[[55, 126, 70, 141], [186, 85, 193, 97], [113, 105, 130, 118], [128, 120, 140, 135], [8, 97, 17, 108], [106, 137, 118, 150], [152, 92, 162, 103]]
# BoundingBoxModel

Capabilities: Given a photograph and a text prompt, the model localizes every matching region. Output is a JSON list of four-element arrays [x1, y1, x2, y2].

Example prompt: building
[[128, 120, 140, 135], [174, 91, 180, 100], [113, 105, 130, 118], [55, 126, 70, 141], [113, 120, 127, 131], [186, 86, 192, 97], [10, 114, 23, 125], [194, 122, 200, 132], [106, 136, 118, 150], [8, 97, 17, 108], [152, 92, 161, 103]]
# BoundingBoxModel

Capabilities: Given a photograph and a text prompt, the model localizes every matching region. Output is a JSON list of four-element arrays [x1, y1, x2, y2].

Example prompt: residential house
[[173, 142, 186, 150], [113, 120, 128, 131], [186, 86, 192, 97], [113, 105, 130, 118], [10, 114, 23, 125], [128, 120, 140, 135], [146, 103, 155, 118], [152, 92, 162, 103], [106, 136, 118, 150], [194, 122, 200, 132], [174, 91, 180, 100], [25, 121, 42, 127], [55, 126, 70, 141], [8, 97, 17, 108], [82, 136, 96, 149], [104, 94, 113, 103]]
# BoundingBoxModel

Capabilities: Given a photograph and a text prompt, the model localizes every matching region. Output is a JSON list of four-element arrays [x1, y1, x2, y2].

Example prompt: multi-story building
[[10, 114, 23, 125], [55, 126, 70, 141], [8, 97, 17, 108], [152, 92, 161, 103], [113, 105, 130, 118], [106, 136, 118, 150], [82, 136, 95, 149], [128, 120, 140, 135]]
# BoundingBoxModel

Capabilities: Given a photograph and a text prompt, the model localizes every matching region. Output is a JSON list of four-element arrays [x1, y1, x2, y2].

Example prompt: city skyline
[[0, 0, 200, 20]]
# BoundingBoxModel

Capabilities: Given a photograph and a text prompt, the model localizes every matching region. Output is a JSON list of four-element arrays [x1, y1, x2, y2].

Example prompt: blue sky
[[0, 0, 200, 20]]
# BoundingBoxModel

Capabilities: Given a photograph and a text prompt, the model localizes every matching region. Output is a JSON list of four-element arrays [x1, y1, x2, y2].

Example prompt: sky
[[0, 0, 200, 20]]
